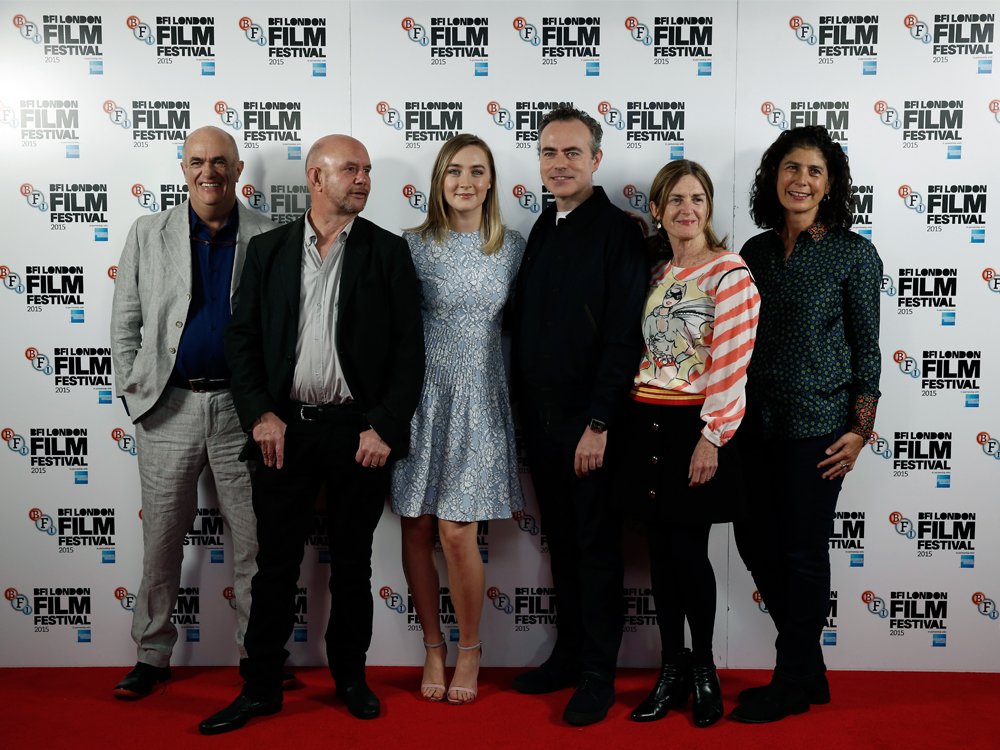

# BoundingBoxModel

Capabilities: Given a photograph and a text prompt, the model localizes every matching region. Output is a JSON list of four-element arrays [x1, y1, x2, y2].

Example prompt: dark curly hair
[[748, 125, 853, 230]]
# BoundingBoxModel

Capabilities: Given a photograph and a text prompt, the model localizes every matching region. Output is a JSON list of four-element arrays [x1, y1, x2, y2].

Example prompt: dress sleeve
[[700, 260, 760, 446], [843, 237, 883, 440]]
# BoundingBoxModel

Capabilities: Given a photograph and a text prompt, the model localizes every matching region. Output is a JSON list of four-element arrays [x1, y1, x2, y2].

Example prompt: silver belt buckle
[[299, 404, 318, 421]]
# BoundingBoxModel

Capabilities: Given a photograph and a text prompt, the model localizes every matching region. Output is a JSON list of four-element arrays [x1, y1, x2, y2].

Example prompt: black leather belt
[[292, 401, 359, 422], [170, 376, 231, 392]]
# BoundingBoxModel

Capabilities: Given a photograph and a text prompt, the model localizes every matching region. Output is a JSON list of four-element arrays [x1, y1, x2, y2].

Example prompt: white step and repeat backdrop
[[1, 0, 998, 672]]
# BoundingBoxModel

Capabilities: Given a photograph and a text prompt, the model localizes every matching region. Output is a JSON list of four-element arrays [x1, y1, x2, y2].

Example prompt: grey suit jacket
[[110, 200, 277, 423]]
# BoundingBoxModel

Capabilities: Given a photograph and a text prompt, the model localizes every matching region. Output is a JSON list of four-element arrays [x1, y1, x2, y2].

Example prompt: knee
[[436, 521, 477, 559], [401, 515, 435, 551]]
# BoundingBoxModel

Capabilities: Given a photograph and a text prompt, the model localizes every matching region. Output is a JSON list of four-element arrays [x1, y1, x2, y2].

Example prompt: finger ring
[[840, 462, 848, 469]]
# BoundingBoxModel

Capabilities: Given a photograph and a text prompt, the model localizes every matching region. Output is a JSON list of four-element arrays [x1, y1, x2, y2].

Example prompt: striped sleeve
[[699, 257, 760, 446]]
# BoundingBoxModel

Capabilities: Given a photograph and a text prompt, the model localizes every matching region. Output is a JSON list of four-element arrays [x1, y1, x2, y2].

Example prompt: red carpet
[[3, 666, 997, 749]]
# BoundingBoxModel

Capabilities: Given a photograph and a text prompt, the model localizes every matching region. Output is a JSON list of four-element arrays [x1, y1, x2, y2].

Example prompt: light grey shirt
[[289, 211, 354, 405]]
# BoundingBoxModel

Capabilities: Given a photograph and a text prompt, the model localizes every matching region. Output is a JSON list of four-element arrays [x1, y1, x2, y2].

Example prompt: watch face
[[589, 419, 607, 433]]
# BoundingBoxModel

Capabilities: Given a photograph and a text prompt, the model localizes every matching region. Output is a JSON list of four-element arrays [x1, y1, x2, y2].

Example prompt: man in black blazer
[[200, 135, 424, 734]]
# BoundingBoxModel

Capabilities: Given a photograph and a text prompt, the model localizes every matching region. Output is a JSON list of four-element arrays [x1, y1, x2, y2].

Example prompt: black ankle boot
[[690, 662, 723, 728], [630, 649, 691, 722]]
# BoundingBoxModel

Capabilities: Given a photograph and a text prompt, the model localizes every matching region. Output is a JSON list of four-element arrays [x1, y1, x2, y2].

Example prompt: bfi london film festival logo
[[972, 592, 1000, 626], [131, 182, 188, 214], [10, 13, 103, 73], [515, 507, 549, 554], [23, 346, 112, 400], [379, 585, 463, 639], [597, 100, 687, 159], [991, 98, 1000, 124], [977, 431, 1000, 463], [984, 267, 1000, 294], [761, 100, 850, 148], [898, 182, 987, 244], [862, 589, 948, 647], [623, 15, 714, 76], [831, 511, 865, 567], [511, 184, 554, 216], [401, 16, 489, 76], [787, 14, 879, 74], [882, 268, 958, 326], [903, 12, 994, 74], [28, 506, 116, 563], [102, 99, 191, 158], [124, 14, 216, 75], [623, 185, 649, 215], [214, 99, 303, 159], [873, 99, 964, 159], [19, 182, 108, 241], [622, 587, 657, 632], [852, 185, 874, 240], [237, 16, 328, 77], [889, 510, 976, 568], [375, 100, 463, 146], [111, 426, 137, 458], [485, 100, 573, 145], [185, 508, 227, 564], [753, 590, 838, 644], [242, 183, 309, 225], [867, 428, 953, 488], [3, 425, 89, 484], [891, 347, 981, 407], [402, 184, 428, 214], [513, 16, 601, 76], [1, 264, 86, 324], [5, 585, 93, 640], [6, 98, 80, 158], [487, 585, 557, 631]]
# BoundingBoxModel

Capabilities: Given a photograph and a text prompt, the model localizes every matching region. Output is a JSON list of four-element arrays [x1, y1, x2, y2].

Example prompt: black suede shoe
[[112, 662, 170, 700], [336, 681, 381, 720], [512, 662, 578, 695], [729, 682, 809, 724], [630, 649, 691, 722], [738, 674, 830, 705], [282, 671, 301, 690], [198, 694, 282, 735], [690, 663, 724, 728], [563, 673, 615, 726]]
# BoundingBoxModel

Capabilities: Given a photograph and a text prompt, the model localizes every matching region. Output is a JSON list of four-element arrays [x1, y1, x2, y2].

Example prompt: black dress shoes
[[112, 662, 170, 700], [630, 650, 691, 722], [729, 682, 809, 723], [511, 662, 578, 695], [199, 694, 282, 735], [563, 673, 615, 726], [690, 664, 724, 728], [738, 673, 830, 705], [336, 681, 381, 720]]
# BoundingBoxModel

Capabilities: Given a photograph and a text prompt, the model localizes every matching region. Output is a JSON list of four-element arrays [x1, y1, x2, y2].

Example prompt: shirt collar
[[304, 209, 354, 250], [189, 202, 239, 240]]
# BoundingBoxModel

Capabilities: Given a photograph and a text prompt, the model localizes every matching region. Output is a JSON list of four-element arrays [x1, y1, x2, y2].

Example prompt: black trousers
[[240, 406, 386, 700], [522, 409, 624, 683], [734, 427, 844, 687]]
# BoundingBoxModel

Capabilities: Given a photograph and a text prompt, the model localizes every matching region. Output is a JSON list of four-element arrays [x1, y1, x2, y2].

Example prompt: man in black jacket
[[200, 135, 424, 734], [511, 107, 647, 725]]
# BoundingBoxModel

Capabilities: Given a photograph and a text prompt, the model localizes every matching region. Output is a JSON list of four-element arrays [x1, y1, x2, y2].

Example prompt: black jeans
[[522, 407, 624, 683], [734, 428, 844, 687], [240, 407, 386, 699]]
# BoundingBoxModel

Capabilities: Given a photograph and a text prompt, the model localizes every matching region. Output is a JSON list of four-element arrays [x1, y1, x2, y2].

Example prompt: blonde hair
[[412, 133, 505, 254]]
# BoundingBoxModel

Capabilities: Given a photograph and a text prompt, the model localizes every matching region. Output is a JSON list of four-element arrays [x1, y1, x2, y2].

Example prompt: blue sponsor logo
[[850, 553, 865, 567], [858, 228, 872, 240], [89, 61, 103, 75], [94, 227, 108, 242], [931, 633, 946, 647], [318, 549, 330, 564], [288, 146, 302, 160], [862, 60, 877, 75], [971, 228, 985, 244], [965, 393, 980, 408], [313, 62, 327, 77], [176, 144, 184, 160], [74, 470, 88, 485], [947, 144, 961, 160], [98, 390, 113, 404], [77, 629, 92, 642], [670, 145, 685, 160], [941, 311, 956, 326], [101, 549, 115, 564], [70, 309, 85, 323], [201, 61, 215, 76], [979, 59, 992, 74], [960, 554, 975, 568], [474, 61, 488, 77], [936, 474, 951, 489], [822, 631, 837, 646], [210, 549, 224, 564], [186, 628, 200, 642], [585, 61, 600, 77], [66, 144, 80, 159], [697, 61, 712, 76], [293, 627, 307, 642]]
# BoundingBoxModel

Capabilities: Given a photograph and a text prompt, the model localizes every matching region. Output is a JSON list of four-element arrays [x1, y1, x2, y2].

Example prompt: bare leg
[[438, 519, 484, 704], [401, 515, 446, 700]]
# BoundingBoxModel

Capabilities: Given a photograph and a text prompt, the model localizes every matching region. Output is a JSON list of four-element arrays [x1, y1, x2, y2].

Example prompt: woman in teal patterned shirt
[[731, 125, 882, 724]]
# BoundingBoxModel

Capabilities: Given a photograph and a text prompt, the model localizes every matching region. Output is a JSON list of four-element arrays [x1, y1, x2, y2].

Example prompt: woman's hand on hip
[[819, 431, 864, 480]]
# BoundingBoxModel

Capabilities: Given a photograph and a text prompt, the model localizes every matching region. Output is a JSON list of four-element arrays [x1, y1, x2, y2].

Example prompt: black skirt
[[615, 400, 746, 525]]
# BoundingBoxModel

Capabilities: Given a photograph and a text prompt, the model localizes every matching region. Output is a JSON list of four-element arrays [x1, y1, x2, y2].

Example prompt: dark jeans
[[734, 428, 844, 687], [240, 407, 386, 699], [522, 410, 624, 683]]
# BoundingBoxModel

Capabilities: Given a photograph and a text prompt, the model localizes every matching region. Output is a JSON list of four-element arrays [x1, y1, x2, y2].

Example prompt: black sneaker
[[563, 673, 615, 726]]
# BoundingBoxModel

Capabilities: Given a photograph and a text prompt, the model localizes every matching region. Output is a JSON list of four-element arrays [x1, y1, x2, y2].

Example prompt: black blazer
[[224, 214, 425, 458]]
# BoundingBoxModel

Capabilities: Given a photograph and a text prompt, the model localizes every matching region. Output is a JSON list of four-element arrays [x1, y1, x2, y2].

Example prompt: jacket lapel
[[279, 217, 306, 317], [161, 203, 192, 293], [337, 216, 369, 317]]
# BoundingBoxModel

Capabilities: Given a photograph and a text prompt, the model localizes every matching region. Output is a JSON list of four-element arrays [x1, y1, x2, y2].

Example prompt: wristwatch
[[588, 418, 607, 434]]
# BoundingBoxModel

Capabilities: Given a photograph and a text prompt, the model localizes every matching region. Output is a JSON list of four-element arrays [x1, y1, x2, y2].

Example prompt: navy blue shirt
[[173, 203, 238, 380]]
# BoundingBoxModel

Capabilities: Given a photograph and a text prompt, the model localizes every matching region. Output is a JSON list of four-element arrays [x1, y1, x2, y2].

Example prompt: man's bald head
[[305, 135, 372, 219]]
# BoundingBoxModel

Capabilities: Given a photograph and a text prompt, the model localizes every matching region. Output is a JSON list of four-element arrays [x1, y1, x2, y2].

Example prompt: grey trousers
[[132, 386, 257, 667]]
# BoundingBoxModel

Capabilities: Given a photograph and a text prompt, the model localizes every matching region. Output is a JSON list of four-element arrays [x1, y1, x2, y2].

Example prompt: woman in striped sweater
[[624, 160, 760, 728]]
